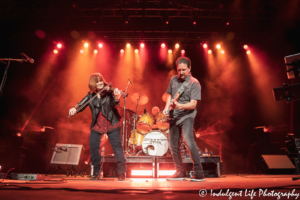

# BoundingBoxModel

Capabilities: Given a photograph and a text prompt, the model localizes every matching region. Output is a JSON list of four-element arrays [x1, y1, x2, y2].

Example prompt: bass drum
[[142, 130, 168, 156]]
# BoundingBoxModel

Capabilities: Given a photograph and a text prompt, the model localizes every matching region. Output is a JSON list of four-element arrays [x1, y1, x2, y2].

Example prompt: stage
[[1, 174, 300, 200]]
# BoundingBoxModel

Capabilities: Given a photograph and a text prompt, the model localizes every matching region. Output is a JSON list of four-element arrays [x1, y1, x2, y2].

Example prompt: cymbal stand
[[122, 79, 131, 151], [131, 94, 140, 156]]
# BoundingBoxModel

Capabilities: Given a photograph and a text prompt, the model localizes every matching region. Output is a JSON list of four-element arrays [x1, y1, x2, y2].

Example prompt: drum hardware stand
[[130, 94, 141, 156]]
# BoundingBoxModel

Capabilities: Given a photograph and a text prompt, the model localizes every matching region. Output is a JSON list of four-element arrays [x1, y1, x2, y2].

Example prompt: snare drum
[[136, 112, 154, 135], [156, 111, 169, 131], [142, 130, 168, 156], [128, 129, 144, 146]]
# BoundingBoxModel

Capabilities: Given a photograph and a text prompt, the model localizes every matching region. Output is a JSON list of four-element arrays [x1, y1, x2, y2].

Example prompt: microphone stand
[[0, 58, 29, 98], [122, 80, 131, 151]]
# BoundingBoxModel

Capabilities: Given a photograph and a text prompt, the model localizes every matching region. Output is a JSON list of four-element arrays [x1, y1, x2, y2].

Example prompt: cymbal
[[162, 93, 169, 102], [131, 92, 148, 105], [117, 107, 135, 116]]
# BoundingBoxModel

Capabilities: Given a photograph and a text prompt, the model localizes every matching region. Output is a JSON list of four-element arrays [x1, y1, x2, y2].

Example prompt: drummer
[[151, 106, 160, 129]]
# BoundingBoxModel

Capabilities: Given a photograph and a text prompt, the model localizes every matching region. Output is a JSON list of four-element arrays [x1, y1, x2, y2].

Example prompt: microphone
[[128, 79, 132, 84], [144, 108, 146, 114], [21, 53, 34, 64]]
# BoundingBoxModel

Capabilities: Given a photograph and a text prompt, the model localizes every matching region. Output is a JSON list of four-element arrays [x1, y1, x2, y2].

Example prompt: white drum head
[[142, 131, 168, 156]]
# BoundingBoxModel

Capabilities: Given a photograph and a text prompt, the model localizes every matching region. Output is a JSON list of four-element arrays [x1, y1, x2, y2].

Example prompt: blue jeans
[[169, 117, 203, 173], [89, 128, 126, 175]]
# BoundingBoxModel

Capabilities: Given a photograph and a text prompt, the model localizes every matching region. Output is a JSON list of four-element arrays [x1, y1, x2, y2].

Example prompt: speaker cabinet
[[260, 155, 296, 174], [50, 144, 83, 165]]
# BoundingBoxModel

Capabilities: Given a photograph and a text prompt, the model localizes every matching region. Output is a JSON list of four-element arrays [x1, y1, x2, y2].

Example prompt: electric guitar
[[166, 92, 180, 120]]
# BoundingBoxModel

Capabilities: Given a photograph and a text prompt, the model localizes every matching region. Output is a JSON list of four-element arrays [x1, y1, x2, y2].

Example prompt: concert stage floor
[[1, 174, 300, 200]]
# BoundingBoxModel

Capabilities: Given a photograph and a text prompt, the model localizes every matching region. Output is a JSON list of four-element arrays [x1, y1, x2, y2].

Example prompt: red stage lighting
[[226, 22, 229, 25], [166, 21, 169, 24], [53, 49, 58, 54], [134, 49, 139, 53], [120, 49, 124, 53], [203, 44, 208, 48], [98, 43, 103, 48], [208, 50, 212, 54], [126, 43, 130, 48], [84, 43, 89, 48], [216, 44, 221, 49], [158, 170, 176, 176], [243, 45, 248, 49], [175, 43, 179, 49], [57, 43, 62, 48], [80, 50, 84, 53], [161, 43, 166, 48], [16, 132, 22, 137], [247, 50, 251, 54], [221, 50, 225, 54], [140, 43, 145, 48], [168, 49, 172, 54], [94, 50, 98, 54], [193, 21, 196, 25], [131, 170, 152, 176], [181, 49, 185, 54]]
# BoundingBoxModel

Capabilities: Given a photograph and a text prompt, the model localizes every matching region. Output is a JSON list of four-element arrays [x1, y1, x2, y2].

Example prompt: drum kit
[[120, 92, 172, 157]]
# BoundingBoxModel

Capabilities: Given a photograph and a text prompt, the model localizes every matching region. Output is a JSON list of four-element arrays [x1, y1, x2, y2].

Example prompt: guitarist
[[69, 73, 126, 181], [163, 57, 205, 182]]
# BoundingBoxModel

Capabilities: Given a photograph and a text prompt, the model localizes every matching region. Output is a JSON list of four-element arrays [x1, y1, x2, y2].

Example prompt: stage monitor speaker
[[50, 144, 83, 166], [261, 155, 296, 174]]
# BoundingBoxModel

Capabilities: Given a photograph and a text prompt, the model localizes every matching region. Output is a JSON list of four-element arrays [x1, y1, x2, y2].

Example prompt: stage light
[[120, 49, 124, 53], [140, 43, 145, 48], [221, 50, 225, 54], [168, 49, 172, 54], [131, 170, 152, 176], [203, 44, 208, 48], [16, 132, 22, 137], [80, 49, 84, 53], [226, 22, 229, 25], [94, 50, 98, 54], [181, 49, 185, 54], [134, 49, 139, 53], [193, 21, 196, 25], [126, 43, 130, 48], [208, 50, 212, 54], [158, 170, 176, 176], [53, 49, 58, 54], [247, 50, 251, 54], [98, 43, 103, 48], [175, 43, 179, 49], [161, 43, 166, 48], [243, 45, 248, 49], [166, 21, 169, 24], [84, 43, 89, 48], [57, 43, 62, 48], [216, 44, 221, 49]]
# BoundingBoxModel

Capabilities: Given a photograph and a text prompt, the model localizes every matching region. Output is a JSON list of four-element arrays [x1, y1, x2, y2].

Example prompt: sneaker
[[118, 173, 126, 181], [90, 174, 100, 180], [166, 171, 185, 181], [190, 172, 205, 182]]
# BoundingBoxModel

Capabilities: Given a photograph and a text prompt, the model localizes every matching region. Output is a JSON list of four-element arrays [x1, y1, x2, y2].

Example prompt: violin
[[100, 85, 128, 97]]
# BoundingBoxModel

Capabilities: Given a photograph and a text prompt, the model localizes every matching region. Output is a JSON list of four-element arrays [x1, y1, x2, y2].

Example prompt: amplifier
[[11, 173, 44, 181]]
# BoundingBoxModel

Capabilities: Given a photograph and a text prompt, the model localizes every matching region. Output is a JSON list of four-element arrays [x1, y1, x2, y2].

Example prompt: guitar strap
[[175, 77, 191, 98]]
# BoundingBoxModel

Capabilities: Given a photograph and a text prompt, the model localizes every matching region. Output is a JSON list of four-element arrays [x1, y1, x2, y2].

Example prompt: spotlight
[[84, 43, 89, 48], [98, 43, 103, 48], [134, 49, 139, 53], [221, 50, 225, 54], [226, 22, 229, 25], [57, 43, 62, 48], [208, 50, 212, 54], [175, 43, 179, 49], [126, 43, 130, 48], [94, 50, 98, 54], [246, 50, 251, 54], [181, 49, 185, 54], [243, 45, 248, 49], [53, 49, 58, 54], [80, 49, 84, 53], [168, 49, 172, 54], [16, 132, 22, 137], [203, 44, 208, 48], [166, 21, 169, 24], [161, 43, 166, 48], [140, 43, 145, 48], [120, 49, 124, 53], [216, 44, 221, 49], [193, 21, 196, 25]]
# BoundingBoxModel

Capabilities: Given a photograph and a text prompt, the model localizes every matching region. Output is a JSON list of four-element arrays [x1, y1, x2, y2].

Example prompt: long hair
[[88, 73, 108, 93]]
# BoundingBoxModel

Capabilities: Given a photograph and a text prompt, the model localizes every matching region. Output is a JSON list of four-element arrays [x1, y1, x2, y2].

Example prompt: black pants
[[89, 128, 126, 175], [169, 117, 203, 173]]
